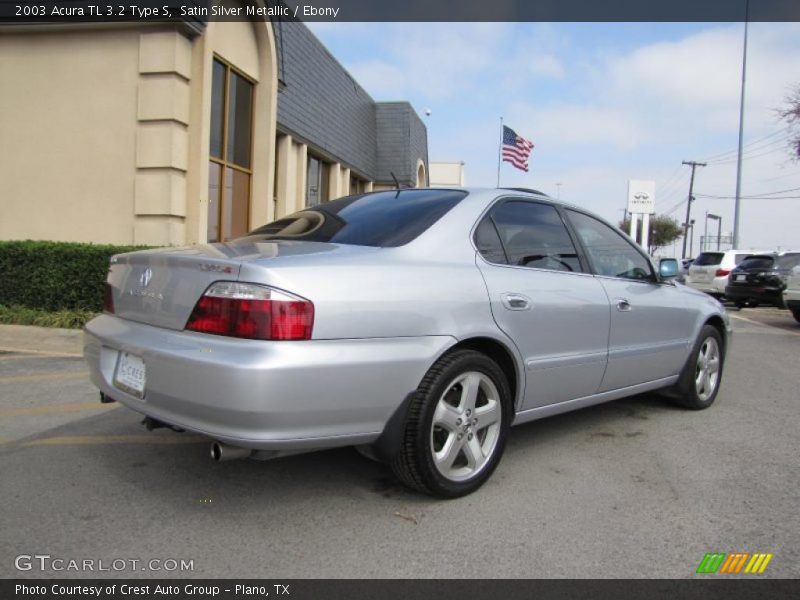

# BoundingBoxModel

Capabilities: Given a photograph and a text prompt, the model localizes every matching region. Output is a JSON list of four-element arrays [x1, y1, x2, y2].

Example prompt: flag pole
[[496, 117, 503, 188]]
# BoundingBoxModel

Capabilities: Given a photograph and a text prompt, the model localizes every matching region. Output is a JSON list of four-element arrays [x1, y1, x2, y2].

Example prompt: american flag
[[502, 125, 534, 172]]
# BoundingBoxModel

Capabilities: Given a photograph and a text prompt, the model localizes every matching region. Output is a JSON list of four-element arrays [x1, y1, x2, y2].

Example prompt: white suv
[[783, 265, 800, 323], [685, 249, 768, 298]]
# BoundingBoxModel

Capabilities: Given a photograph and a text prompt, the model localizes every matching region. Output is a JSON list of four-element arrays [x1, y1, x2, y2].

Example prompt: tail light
[[715, 269, 730, 277], [185, 282, 314, 341], [103, 283, 115, 314]]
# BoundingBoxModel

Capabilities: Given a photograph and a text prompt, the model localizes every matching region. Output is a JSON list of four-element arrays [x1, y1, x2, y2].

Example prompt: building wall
[[429, 162, 466, 187], [0, 5, 278, 246], [0, 29, 142, 244], [274, 22, 377, 181], [375, 102, 429, 187]]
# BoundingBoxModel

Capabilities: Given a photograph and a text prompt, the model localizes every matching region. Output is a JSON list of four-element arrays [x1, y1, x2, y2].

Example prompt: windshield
[[694, 252, 723, 266], [776, 253, 800, 270], [243, 189, 467, 247], [736, 255, 775, 270]]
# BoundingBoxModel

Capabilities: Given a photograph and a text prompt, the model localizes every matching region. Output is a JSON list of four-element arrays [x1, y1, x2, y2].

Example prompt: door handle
[[616, 298, 632, 312], [501, 293, 531, 311]]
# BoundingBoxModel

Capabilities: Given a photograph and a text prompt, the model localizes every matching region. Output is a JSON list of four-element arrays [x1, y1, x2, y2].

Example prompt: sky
[[307, 21, 800, 256]]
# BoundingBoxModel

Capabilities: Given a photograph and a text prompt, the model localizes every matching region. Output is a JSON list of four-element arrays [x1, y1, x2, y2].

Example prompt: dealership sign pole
[[627, 180, 656, 253]]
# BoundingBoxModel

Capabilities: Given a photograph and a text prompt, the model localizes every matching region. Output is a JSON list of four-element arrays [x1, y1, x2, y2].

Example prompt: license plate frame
[[113, 351, 146, 399]]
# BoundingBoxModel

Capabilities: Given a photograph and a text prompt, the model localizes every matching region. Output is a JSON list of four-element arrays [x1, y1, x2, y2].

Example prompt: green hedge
[[0, 240, 149, 312]]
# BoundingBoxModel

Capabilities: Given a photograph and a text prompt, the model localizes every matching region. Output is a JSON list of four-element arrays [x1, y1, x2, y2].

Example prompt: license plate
[[113, 352, 146, 398], [735, 274, 746, 282]]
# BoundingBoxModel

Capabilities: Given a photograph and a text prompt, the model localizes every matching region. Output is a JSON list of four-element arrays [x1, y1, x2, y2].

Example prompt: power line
[[699, 127, 789, 163], [708, 140, 784, 167]]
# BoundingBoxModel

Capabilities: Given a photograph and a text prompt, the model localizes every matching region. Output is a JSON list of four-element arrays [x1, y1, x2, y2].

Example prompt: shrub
[[0, 240, 149, 312]]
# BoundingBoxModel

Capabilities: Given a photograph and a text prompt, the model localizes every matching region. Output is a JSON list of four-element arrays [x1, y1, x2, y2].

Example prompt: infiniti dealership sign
[[627, 180, 656, 215]]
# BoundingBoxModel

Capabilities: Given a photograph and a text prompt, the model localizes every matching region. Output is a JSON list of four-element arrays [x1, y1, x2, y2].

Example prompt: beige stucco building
[[0, 2, 428, 246]]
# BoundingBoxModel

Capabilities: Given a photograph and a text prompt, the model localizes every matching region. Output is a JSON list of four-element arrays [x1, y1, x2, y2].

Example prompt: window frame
[[208, 55, 256, 242], [471, 196, 591, 276], [562, 207, 659, 284]]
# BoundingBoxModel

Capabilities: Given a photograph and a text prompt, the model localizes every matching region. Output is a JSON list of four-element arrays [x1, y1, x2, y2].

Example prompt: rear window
[[243, 189, 467, 247], [694, 252, 723, 266], [776, 253, 800, 269], [737, 255, 775, 270]]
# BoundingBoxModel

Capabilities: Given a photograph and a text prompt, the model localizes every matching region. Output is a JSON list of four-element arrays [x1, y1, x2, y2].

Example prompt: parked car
[[725, 251, 800, 308], [685, 250, 765, 298], [783, 265, 800, 323], [84, 188, 731, 498], [676, 258, 694, 284]]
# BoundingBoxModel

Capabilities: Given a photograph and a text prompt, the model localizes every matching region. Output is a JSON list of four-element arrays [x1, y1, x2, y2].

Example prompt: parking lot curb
[[0, 324, 83, 356]]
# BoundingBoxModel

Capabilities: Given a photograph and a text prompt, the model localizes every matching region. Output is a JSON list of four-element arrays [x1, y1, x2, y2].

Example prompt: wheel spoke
[[462, 436, 484, 469], [707, 356, 720, 375], [695, 368, 705, 392], [702, 371, 712, 396], [433, 400, 461, 432], [474, 399, 500, 430], [459, 373, 481, 412], [434, 435, 462, 471]]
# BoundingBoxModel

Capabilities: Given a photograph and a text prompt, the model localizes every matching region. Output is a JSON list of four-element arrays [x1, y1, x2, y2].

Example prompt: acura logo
[[633, 192, 650, 200], [139, 267, 153, 288]]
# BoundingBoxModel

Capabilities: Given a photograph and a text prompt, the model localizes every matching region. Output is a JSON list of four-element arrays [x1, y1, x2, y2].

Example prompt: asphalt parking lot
[[1, 309, 798, 579]]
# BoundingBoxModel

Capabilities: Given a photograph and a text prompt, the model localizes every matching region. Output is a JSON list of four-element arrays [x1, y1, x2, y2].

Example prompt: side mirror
[[659, 258, 679, 279]]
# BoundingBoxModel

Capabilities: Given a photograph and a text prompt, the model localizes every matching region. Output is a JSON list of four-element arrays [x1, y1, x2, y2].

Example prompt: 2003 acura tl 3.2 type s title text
[[84, 188, 731, 498]]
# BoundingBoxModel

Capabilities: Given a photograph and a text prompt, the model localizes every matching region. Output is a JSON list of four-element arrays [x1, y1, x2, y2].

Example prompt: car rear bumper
[[84, 314, 454, 451], [686, 278, 725, 295], [724, 285, 783, 305]]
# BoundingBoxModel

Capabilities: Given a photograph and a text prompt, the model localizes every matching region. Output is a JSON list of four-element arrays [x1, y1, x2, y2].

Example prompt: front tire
[[790, 307, 800, 324], [671, 325, 724, 410], [390, 350, 512, 498]]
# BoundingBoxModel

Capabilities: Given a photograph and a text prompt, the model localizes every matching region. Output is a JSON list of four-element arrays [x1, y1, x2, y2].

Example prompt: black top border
[[1, 0, 799, 23]]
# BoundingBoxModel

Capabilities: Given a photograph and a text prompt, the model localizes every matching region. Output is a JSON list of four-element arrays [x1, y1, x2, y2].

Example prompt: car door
[[475, 199, 610, 410], [564, 209, 694, 392]]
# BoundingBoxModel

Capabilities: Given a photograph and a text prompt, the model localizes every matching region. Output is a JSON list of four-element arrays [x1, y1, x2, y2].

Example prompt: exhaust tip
[[210, 442, 223, 462], [210, 441, 252, 462]]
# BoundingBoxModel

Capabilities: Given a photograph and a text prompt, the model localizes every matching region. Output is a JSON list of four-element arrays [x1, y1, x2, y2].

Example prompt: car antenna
[[390, 171, 400, 190]]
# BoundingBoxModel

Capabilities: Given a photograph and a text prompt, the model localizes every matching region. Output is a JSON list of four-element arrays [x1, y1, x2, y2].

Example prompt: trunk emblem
[[139, 267, 153, 288]]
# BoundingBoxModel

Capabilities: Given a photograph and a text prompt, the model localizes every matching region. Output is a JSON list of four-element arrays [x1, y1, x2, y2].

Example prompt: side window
[[474, 218, 508, 264], [566, 210, 653, 281], [488, 201, 581, 272]]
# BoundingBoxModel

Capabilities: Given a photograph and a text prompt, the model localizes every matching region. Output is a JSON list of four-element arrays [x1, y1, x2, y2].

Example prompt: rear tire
[[790, 307, 800, 324], [390, 350, 512, 498], [671, 325, 724, 410]]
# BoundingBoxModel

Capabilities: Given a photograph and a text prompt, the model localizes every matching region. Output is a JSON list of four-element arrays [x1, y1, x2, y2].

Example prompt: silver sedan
[[84, 188, 731, 497]]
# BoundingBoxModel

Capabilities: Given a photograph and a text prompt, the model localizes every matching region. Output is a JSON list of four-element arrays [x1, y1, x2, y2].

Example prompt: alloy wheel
[[695, 337, 721, 401], [429, 371, 502, 482]]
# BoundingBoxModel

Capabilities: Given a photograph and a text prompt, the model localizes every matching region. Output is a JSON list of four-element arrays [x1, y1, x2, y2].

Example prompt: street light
[[684, 219, 697, 258], [707, 213, 722, 251]]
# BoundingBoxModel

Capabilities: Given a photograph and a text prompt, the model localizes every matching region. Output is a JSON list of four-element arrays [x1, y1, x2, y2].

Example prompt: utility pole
[[733, 0, 750, 249], [681, 161, 706, 259]]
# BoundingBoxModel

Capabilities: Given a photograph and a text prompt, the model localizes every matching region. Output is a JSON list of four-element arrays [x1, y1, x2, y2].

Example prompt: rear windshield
[[243, 189, 467, 247], [694, 252, 723, 266], [737, 255, 775, 270], [776, 253, 800, 269]]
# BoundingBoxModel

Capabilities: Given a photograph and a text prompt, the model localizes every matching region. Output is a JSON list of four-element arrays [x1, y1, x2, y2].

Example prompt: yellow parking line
[[729, 313, 800, 336], [0, 353, 82, 362], [0, 371, 88, 384], [0, 402, 120, 418], [22, 434, 207, 447], [0, 345, 82, 358]]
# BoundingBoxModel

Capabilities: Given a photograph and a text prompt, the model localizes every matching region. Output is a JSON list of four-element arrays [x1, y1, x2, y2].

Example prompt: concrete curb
[[0, 324, 83, 356]]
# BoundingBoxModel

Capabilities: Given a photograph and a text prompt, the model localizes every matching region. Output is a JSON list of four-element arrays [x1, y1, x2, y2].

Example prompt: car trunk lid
[[107, 240, 358, 331]]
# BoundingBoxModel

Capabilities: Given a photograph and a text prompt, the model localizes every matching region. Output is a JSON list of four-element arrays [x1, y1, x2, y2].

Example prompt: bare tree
[[779, 84, 800, 160]]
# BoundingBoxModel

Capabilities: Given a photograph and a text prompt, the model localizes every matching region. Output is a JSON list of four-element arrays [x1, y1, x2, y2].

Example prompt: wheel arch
[[704, 315, 728, 354], [441, 336, 523, 413]]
